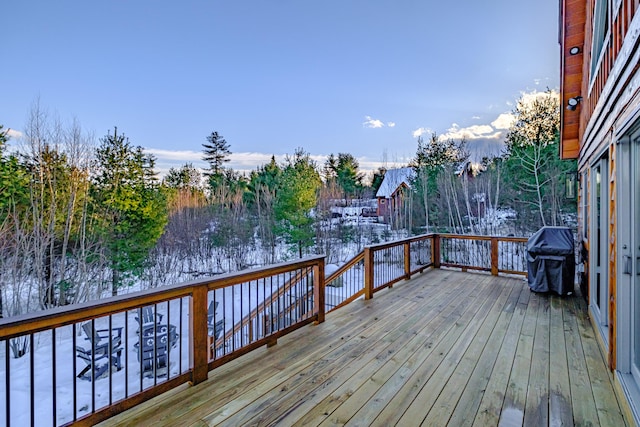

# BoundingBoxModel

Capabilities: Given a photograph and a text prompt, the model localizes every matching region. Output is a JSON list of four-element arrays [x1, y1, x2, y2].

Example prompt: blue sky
[[2, 1, 559, 176]]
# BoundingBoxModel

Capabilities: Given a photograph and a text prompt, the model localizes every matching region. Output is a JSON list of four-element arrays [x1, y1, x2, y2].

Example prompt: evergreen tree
[[274, 149, 321, 257], [92, 127, 168, 295], [202, 131, 231, 187], [0, 126, 29, 318], [0, 126, 29, 217], [370, 166, 386, 195], [324, 153, 363, 204], [164, 162, 203, 190]]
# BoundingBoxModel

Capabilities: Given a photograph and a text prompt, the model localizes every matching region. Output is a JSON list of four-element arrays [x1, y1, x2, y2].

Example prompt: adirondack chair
[[76, 322, 124, 381], [135, 305, 163, 330], [133, 306, 179, 376]]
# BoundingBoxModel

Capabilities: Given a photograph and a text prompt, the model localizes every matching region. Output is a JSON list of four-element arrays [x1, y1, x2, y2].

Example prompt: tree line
[[0, 91, 575, 318]]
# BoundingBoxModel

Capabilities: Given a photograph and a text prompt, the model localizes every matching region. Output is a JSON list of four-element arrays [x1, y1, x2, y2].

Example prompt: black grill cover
[[527, 226, 575, 295]]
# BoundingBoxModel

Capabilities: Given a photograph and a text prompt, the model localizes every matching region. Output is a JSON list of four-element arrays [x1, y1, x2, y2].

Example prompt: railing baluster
[[109, 315, 113, 404], [30, 333, 34, 427], [166, 301, 171, 379], [52, 328, 56, 426], [138, 307, 143, 393], [5, 339, 10, 427], [125, 311, 129, 398], [179, 297, 184, 370], [72, 324, 77, 422]]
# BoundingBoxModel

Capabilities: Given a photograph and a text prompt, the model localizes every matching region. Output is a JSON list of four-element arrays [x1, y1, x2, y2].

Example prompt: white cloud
[[147, 147, 408, 183], [472, 116, 481, 120], [363, 116, 384, 129], [6, 129, 23, 139], [145, 148, 202, 162], [491, 113, 516, 130], [387, 122, 396, 128], [518, 89, 558, 106], [412, 127, 431, 138], [441, 124, 498, 141]]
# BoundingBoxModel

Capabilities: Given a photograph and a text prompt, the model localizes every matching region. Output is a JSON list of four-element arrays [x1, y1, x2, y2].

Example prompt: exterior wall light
[[569, 46, 581, 55], [566, 96, 583, 111]]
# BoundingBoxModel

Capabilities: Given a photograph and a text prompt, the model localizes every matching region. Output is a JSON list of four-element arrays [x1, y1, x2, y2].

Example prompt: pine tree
[[202, 131, 231, 177], [274, 149, 321, 257], [92, 127, 168, 295], [324, 153, 363, 204]]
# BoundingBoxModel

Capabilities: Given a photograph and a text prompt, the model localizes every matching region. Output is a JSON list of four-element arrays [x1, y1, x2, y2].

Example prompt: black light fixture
[[566, 96, 583, 111], [569, 46, 581, 55]]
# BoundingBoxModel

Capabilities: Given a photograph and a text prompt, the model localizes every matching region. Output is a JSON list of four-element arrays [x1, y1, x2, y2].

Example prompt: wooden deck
[[98, 269, 628, 426]]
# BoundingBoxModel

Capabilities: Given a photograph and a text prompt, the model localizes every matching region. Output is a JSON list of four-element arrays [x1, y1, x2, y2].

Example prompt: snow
[[375, 167, 415, 198], [0, 202, 526, 426]]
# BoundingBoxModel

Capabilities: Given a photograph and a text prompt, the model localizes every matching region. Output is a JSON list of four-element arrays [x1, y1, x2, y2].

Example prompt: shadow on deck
[[98, 269, 627, 426]]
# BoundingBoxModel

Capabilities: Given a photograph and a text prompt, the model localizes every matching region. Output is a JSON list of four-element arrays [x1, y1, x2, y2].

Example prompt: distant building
[[375, 167, 415, 223]]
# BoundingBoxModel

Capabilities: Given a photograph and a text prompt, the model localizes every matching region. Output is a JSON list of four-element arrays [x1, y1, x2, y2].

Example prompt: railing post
[[404, 241, 411, 280], [433, 234, 441, 269], [364, 247, 374, 300], [314, 258, 326, 324], [491, 237, 499, 276], [190, 286, 209, 385]]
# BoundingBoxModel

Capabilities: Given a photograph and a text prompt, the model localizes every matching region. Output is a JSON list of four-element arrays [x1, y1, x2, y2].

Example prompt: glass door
[[591, 156, 609, 337], [629, 136, 640, 382]]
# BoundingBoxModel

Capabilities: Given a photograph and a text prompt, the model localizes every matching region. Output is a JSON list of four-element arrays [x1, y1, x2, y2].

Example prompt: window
[[590, 0, 610, 80]]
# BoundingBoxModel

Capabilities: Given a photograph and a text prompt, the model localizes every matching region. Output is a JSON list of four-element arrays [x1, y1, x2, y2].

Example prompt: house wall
[[563, 1, 640, 423], [561, 0, 640, 160], [377, 197, 390, 219], [576, 0, 640, 359]]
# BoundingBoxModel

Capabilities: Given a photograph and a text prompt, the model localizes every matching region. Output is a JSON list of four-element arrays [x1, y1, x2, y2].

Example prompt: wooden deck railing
[[0, 256, 325, 427], [0, 233, 528, 427], [437, 233, 528, 276]]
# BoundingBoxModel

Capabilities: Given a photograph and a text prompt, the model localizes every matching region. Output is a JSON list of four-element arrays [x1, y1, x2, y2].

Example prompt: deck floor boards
[[98, 269, 628, 427]]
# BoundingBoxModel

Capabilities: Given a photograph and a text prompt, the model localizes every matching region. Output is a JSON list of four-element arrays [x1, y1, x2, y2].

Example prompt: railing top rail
[[0, 255, 325, 339], [436, 233, 528, 243], [325, 252, 365, 284], [365, 233, 434, 252], [364, 233, 528, 253]]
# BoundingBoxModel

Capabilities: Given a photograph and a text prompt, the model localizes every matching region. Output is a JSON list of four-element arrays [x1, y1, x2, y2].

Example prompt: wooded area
[[0, 91, 576, 319]]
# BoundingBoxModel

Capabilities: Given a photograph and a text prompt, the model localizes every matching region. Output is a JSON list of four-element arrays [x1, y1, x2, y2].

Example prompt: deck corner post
[[314, 257, 326, 324], [364, 247, 374, 300], [190, 286, 209, 385], [433, 234, 441, 269], [491, 237, 499, 276]]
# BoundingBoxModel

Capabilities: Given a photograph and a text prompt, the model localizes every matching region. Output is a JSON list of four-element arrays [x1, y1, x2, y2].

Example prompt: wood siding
[[560, 0, 587, 159], [560, 0, 640, 159]]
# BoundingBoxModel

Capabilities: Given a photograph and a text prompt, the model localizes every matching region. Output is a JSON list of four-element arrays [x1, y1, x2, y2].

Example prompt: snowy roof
[[375, 167, 415, 198]]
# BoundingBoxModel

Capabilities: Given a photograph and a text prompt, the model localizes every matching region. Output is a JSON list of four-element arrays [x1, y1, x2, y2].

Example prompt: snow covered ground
[[1, 206, 526, 426]]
